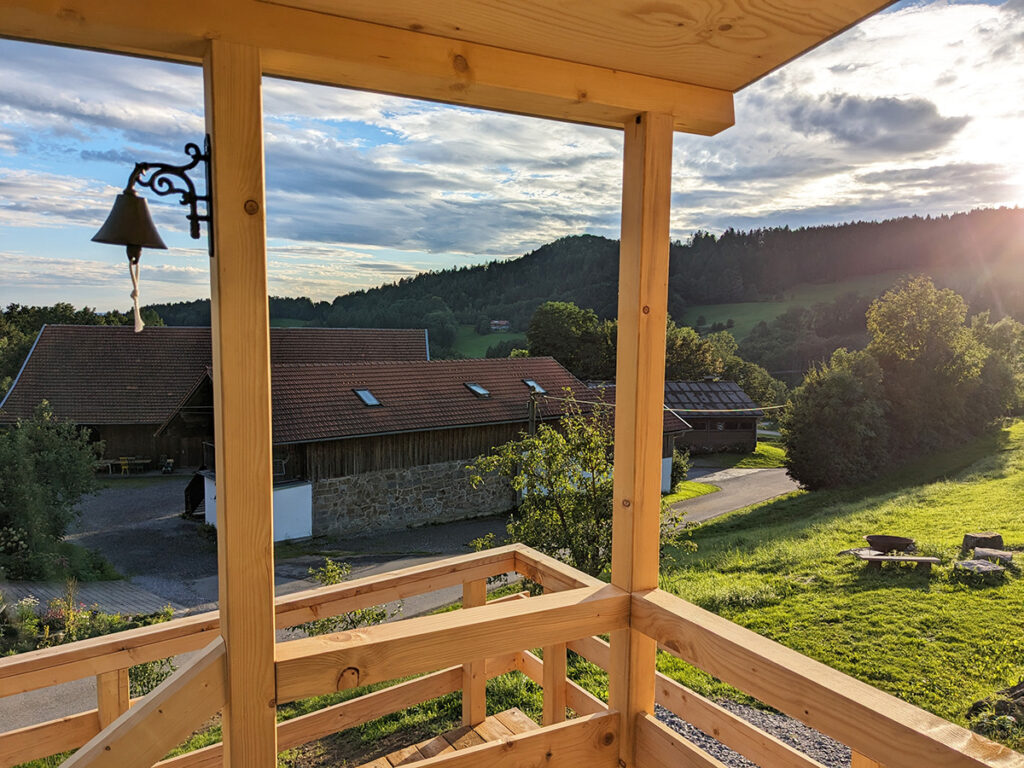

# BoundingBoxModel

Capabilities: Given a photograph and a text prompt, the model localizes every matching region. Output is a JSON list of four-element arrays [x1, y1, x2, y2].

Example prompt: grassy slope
[[662, 481, 719, 505], [659, 422, 1024, 737], [680, 270, 915, 339], [452, 325, 527, 358], [692, 442, 787, 469]]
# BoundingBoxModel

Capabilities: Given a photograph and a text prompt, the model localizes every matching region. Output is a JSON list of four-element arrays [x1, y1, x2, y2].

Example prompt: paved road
[[673, 467, 800, 524]]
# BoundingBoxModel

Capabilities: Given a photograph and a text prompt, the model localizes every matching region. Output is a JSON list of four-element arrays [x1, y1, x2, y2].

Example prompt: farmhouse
[[161, 356, 688, 538], [0, 324, 429, 465], [663, 380, 764, 453]]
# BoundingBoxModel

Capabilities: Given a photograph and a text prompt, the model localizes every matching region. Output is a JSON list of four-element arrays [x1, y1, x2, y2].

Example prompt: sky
[[0, 0, 1022, 311]]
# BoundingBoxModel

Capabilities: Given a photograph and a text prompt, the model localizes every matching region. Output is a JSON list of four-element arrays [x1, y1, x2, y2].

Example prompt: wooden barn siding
[[302, 423, 531, 482], [88, 424, 206, 467]]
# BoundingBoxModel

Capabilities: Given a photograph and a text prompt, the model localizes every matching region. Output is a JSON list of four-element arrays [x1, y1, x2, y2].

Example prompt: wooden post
[[461, 579, 487, 725], [203, 40, 278, 768], [96, 668, 130, 729], [542, 584, 567, 725], [607, 111, 674, 767]]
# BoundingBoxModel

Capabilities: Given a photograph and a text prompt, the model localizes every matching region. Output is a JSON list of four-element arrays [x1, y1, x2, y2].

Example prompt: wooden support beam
[[513, 545, 604, 591], [0, 0, 734, 135], [608, 110, 675, 768], [96, 668, 130, 728], [403, 711, 620, 768], [636, 713, 729, 768], [632, 589, 1023, 768], [275, 584, 628, 703], [517, 651, 607, 718], [542, 642, 568, 725], [154, 654, 519, 768], [203, 38, 277, 768], [0, 548, 517, 698], [461, 579, 487, 726], [59, 638, 225, 768], [852, 753, 886, 768], [0, 709, 100, 767]]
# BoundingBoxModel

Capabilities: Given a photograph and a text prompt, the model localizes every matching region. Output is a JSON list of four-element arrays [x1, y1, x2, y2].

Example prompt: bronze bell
[[92, 187, 168, 258]]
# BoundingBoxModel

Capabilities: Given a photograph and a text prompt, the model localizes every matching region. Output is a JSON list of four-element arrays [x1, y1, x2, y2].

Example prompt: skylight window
[[464, 382, 490, 398], [523, 379, 546, 394], [354, 388, 381, 406]]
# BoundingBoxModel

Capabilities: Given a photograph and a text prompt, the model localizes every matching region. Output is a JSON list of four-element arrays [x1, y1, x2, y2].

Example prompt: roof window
[[523, 379, 546, 394], [354, 388, 381, 406], [464, 382, 490, 398]]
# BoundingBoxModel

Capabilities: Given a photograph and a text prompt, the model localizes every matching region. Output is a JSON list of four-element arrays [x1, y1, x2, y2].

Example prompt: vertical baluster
[[461, 579, 487, 725], [96, 668, 130, 728]]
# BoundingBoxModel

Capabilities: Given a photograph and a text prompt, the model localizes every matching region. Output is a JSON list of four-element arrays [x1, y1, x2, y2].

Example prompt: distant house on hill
[[159, 356, 591, 538], [489, 320, 511, 332], [0, 325, 430, 465], [663, 380, 763, 453]]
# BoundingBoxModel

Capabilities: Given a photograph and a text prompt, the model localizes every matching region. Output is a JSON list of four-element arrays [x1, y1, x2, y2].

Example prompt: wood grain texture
[[636, 713, 730, 768], [633, 589, 1023, 768], [0, 548, 515, 698], [60, 638, 225, 768], [608, 110, 675, 768], [0, 708, 100, 766], [96, 668, 130, 729], [0, 0, 734, 135], [852, 753, 885, 768], [275, 585, 628, 702], [461, 579, 487, 726], [513, 546, 604, 591], [395, 711, 619, 768], [203, 39, 277, 768], [266, 0, 893, 91]]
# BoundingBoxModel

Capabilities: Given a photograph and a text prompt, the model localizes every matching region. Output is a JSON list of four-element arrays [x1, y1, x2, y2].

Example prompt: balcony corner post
[[608, 111, 674, 768]]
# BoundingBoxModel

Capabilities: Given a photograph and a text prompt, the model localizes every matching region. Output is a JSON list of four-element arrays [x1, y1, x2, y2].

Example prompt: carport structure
[[0, 2, 1020, 768]]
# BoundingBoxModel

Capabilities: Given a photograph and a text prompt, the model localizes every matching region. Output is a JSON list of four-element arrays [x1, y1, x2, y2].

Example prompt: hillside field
[[681, 269, 916, 340], [659, 421, 1024, 747], [452, 325, 527, 357]]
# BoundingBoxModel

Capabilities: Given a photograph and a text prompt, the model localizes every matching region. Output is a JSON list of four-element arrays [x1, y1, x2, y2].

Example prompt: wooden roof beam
[[0, 0, 734, 135]]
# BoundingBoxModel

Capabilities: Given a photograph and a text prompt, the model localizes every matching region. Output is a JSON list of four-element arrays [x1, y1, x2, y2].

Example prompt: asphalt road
[[673, 467, 800, 524]]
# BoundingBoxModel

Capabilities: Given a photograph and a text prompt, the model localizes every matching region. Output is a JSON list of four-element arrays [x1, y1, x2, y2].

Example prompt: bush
[[0, 402, 101, 580], [297, 558, 400, 636], [670, 448, 691, 490]]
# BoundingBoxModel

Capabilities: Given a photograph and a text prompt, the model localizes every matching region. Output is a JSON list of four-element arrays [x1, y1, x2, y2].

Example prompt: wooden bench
[[854, 552, 940, 571]]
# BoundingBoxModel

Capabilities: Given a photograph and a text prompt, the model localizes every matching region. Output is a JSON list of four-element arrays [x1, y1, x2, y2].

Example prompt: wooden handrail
[[275, 584, 629, 703], [0, 546, 517, 697], [632, 588, 1022, 768]]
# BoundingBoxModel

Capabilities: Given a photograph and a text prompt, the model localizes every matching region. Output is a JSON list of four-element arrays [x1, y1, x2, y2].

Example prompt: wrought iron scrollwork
[[126, 136, 214, 254]]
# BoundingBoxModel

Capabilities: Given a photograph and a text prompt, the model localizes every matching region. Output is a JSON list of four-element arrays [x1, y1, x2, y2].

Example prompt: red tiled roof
[[0, 325, 428, 425], [268, 357, 589, 444]]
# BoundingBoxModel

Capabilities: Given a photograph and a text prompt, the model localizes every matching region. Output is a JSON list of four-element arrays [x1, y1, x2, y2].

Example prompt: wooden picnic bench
[[840, 548, 939, 571]]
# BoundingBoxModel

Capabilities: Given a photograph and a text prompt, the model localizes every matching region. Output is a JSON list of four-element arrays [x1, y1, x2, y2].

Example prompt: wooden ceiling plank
[[0, 0, 734, 135]]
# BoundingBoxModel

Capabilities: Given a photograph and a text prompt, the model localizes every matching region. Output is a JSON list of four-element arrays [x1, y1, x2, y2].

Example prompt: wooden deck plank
[[493, 708, 540, 735], [442, 724, 486, 750], [417, 735, 456, 759], [386, 744, 425, 766], [472, 716, 515, 743]]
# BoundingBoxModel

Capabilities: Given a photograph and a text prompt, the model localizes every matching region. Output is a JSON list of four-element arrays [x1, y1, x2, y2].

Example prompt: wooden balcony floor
[[359, 709, 539, 768]]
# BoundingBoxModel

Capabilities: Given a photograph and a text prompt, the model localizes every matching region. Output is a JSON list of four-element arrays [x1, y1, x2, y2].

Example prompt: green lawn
[[662, 481, 719, 505], [452, 325, 527, 358], [659, 422, 1024, 746], [692, 442, 787, 469]]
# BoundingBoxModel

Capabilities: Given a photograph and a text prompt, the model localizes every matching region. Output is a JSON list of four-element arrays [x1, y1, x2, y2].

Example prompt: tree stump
[[963, 532, 1004, 550]]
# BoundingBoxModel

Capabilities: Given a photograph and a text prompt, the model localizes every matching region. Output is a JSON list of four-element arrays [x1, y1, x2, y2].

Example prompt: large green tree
[[780, 349, 890, 489], [0, 402, 100, 579]]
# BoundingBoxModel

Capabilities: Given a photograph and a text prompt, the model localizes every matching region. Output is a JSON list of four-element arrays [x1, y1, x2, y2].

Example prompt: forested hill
[[145, 206, 1024, 336]]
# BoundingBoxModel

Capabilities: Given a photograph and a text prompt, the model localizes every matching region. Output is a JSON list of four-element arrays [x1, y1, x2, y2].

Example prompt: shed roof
[[663, 380, 765, 418], [0, 324, 428, 425]]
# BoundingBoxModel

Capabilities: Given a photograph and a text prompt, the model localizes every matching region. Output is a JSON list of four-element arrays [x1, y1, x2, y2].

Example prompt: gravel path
[[657, 701, 850, 768]]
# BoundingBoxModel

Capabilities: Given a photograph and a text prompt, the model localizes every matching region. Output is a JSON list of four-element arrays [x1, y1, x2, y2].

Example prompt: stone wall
[[312, 458, 515, 538]]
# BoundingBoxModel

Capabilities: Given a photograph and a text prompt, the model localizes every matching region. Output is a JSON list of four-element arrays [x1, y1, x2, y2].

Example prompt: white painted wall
[[662, 456, 672, 493], [204, 473, 312, 542]]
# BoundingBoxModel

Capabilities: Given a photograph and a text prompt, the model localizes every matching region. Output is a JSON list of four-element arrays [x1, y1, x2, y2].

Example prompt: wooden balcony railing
[[0, 544, 1019, 768]]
